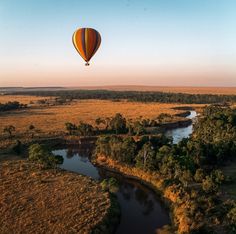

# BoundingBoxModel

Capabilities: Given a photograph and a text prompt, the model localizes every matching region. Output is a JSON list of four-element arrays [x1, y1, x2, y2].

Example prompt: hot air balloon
[[72, 28, 101, 66]]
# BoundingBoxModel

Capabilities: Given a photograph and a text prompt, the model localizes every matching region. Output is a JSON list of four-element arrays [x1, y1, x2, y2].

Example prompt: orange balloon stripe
[[73, 29, 87, 61]]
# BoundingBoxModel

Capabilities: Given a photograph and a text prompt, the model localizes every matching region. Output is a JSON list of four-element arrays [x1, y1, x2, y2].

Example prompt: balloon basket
[[85, 62, 90, 66]]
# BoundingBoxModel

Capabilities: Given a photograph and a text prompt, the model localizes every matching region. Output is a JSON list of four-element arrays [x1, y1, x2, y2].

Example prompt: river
[[165, 110, 197, 144], [52, 110, 197, 234]]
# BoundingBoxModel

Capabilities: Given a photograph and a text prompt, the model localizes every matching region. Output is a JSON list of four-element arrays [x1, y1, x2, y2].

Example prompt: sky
[[0, 0, 236, 87]]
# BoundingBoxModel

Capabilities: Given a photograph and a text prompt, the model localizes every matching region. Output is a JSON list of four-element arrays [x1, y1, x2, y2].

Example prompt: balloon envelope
[[72, 28, 101, 65]]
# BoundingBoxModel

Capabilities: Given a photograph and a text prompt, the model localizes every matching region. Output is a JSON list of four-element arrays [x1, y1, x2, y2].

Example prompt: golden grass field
[[0, 95, 205, 134], [0, 160, 110, 234], [0, 95, 53, 104]]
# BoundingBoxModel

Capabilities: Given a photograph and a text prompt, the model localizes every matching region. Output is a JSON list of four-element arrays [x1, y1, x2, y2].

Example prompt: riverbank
[[0, 159, 119, 234], [0, 114, 193, 151], [159, 118, 192, 131], [95, 155, 196, 234]]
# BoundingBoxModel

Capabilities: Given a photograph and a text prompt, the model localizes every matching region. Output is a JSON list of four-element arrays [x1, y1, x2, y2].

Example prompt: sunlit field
[[0, 95, 53, 104], [0, 96, 205, 134], [0, 160, 110, 233]]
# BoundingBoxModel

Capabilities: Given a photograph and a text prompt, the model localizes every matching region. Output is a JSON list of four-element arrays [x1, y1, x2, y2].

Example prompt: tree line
[[9, 89, 236, 104], [0, 101, 27, 112], [94, 105, 236, 233], [65, 113, 176, 136]]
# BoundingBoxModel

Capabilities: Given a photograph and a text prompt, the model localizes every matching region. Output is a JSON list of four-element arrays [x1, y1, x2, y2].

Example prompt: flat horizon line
[[1, 85, 236, 89]]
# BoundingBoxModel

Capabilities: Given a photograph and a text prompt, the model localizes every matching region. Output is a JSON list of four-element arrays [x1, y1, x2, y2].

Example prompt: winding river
[[165, 111, 197, 144], [52, 111, 197, 234]]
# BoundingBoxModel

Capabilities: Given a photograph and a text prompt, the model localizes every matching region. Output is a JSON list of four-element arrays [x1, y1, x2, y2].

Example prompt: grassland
[[0, 95, 53, 104], [0, 160, 111, 234], [0, 95, 204, 134]]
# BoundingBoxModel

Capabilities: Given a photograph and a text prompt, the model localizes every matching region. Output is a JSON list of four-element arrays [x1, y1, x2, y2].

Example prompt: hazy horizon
[[1, 0, 236, 87], [1, 85, 236, 89]]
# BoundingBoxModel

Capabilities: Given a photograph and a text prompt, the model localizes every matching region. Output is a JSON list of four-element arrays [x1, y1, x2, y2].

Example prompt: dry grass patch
[[0, 99, 204, 133], [0, 95, 53, 104], [0, 160, 110, 234]]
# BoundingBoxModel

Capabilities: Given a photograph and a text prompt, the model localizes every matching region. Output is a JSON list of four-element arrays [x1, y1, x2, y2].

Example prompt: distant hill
[[0, 87, 65, 94]]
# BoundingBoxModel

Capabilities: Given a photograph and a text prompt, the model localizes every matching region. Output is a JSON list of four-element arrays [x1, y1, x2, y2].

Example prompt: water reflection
[[54, 148, 100, 179], [53, 148, 170, 234], [52, 112, 197, 233]]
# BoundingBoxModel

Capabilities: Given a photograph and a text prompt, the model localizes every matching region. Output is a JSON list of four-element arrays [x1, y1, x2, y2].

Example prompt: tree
[[110, 113, 126, 134], [227, 205, 236, 231], [77, 121, 94, 136], [28, 144, 63, 168], [95, 117, 105, 127], [159, 155, 179, 179], [156, 145, 172, 167], [126, 119, 134, 135], [135, 143, 156, 170], [202, 176, 218, 194], [211, 169, 225, 185], [0, 101, 27, 112], [65, 122, 77, 135], [192, 106, 236, 165], [109, 135, 123, 160], [104, 117, 111, 131], [3, 125, 15, 137], [194, 168, 205, 183], [120, 137, 137, 164], [180, 170, 193, 187], [133, 120, 145, 135], [95, 136, 111, 157]]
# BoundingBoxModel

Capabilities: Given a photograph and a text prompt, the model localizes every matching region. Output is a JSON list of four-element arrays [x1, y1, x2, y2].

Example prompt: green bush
[[100, 178, 119, 193], [28, 144, 63, 168]]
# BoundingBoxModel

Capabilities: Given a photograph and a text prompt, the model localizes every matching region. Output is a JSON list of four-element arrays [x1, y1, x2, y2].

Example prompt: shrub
[[28, 144, 63, 168], [100, 178, 119, 193], [3, 125, 16, 138], [194, 169, 205, 183], [202, 176, 218, 194], [227, 205, 236, 232]]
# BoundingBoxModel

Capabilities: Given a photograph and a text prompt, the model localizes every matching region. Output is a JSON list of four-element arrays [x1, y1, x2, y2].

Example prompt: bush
[[194, 169, 205, 183], [202, 176, 218, 194], [100, 178, 119, 193], [28, 144, 63, 168], [227, 205, 236, 232]]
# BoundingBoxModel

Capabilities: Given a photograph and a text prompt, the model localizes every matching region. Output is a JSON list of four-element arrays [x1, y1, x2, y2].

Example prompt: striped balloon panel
[[72, 28, 101, 62]]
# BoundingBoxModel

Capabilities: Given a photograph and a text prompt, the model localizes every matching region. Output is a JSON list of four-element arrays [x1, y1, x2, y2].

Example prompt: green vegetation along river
[[52, 111, 197, 233]]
